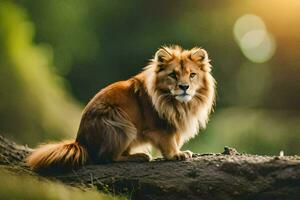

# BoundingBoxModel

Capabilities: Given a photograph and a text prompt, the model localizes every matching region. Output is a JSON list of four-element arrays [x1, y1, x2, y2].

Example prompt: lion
[[27, 45, 216, 171]]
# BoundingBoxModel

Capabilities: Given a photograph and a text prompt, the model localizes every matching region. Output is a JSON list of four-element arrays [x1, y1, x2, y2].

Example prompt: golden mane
[[143, 46, 216, 146]]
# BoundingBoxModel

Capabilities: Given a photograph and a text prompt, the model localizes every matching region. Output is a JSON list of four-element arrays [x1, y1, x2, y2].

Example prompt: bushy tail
[[26, 140, 88, 172]]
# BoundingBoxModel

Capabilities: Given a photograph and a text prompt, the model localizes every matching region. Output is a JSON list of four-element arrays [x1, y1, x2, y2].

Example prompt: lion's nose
[[179, 84, 189, 91]]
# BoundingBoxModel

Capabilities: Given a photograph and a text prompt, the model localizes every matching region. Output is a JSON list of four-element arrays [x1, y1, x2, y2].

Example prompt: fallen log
[[0, 134, 299, 200]]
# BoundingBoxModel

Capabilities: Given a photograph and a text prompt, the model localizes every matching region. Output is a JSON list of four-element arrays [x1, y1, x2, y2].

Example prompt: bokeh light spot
[[234, 14, 276, 63]]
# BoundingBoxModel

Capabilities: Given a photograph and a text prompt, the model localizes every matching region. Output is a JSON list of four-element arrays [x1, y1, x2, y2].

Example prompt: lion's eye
[[168, 72, 177, 79], [190, 73, 196, 79]]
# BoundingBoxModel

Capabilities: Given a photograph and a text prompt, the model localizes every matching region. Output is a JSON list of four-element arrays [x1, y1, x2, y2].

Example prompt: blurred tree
[[0, 1, 82, 145]]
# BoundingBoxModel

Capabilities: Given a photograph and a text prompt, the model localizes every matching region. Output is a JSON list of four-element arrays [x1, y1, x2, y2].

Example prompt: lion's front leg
[[144, 130, 193, 160]]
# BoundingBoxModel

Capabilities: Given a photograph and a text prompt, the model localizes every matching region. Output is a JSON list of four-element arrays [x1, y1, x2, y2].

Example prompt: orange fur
[[27, 45, 216, 171], [27, 140, 87, 171]]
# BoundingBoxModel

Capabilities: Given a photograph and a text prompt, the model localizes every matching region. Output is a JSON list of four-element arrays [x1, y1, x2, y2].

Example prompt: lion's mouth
[[175, 91, 191, 97], [170, 89, 193, 102], [174, 93, 192, 103], [177, 92, 189, 97]]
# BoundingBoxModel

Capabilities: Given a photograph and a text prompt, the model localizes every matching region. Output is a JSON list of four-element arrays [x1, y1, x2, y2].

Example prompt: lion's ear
[[155, 48, 172, 63], [190, 48, 211, 72], [190, 48, 209, 63]]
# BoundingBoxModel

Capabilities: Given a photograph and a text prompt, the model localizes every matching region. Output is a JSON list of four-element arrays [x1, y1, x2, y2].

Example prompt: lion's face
[[143, 45, 215, 131], [153, 46, 211, 103]]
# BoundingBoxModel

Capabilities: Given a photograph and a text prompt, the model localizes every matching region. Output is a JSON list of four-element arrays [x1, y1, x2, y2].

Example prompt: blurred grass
[[0, 167, 125, 200]]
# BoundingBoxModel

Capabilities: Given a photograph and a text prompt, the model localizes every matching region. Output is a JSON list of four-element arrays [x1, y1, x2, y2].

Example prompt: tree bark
[[1, 134, 300, 200]]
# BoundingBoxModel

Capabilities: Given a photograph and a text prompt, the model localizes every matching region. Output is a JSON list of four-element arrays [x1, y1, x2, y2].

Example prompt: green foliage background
[[0, 1, 299, 198], [1, 0, 300, 155]]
